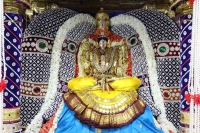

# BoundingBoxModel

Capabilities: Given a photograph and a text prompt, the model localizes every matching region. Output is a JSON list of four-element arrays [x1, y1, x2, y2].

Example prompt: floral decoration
[[111, 14, 177, 133], [184, 93, 200, 104], [190, 0, 194, 6], [185, 93, 191, 103], [194, 94, 200, 104], [25, 14, 96, 133], [0, 79, 6, 92]]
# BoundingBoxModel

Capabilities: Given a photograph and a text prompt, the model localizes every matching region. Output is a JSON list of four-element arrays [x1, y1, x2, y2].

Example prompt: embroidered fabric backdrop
[[179, 14, 192, 133], [20, 8, 78, 128], [126, 9, 180, 129], [3, 13, 23, 133]]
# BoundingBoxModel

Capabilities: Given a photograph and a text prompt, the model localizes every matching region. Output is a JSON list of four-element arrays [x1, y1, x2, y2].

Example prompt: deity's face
[[95, 13, 110, 29], [99, 39, 107, 50]]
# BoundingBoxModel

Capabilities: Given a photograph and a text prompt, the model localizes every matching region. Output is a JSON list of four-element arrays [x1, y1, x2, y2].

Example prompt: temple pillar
[[3, 0, 23, 132]]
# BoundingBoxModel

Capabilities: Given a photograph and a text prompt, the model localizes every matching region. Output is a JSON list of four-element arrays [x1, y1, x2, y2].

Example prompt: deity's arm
[[114, 39, 129, 77], [78, 39, 93, 76]]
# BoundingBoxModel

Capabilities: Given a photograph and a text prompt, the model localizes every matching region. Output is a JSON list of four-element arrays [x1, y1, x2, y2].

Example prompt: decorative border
[[3, 107, 20, 122], [20, 81, 48, 96], [180, 111, 190, 126], [22, 36, 54, 54], [153, 41, 180, 57], [161, 88, 180, 101], [3, 122, 22, 133], [25, 14, 96, 132], [110, 14, 176, 132]]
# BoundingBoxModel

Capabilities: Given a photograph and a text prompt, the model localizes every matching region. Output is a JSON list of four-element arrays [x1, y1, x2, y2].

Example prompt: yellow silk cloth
[[68, 76, 141, 99], [64, 76, 145, 128]]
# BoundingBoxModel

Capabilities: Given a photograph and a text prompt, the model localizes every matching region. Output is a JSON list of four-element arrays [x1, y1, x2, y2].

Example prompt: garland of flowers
[[0, 1, 3, 131], [25, 13, 96, 133], [187, 0, 200, 132], [48, 101, 64, 132], [190, 0, 194, 6], [0, 1, 7, 132], [110, 15, 176, 133], [38, 101, 64, 133]]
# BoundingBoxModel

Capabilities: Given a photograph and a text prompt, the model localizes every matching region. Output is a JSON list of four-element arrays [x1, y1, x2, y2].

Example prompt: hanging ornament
[[0, 79, 6, 92], [189, 0, 194, 6], [185, 93, 191, 103]]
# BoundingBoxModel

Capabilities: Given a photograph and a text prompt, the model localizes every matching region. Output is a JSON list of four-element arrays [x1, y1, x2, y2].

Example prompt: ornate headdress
[[86, 8, 123, 46], [95, 8, 110, 30]]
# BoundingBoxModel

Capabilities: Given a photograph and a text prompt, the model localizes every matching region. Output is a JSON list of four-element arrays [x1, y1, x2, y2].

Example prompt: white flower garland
[[0, 1, 5, 132], [111, 14, 176, 133], [49, 101, 64, 133], [25, 13, 96, 133], [188, 0, 200, 133]]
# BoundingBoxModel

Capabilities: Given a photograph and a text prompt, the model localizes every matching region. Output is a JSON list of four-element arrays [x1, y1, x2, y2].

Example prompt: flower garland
[[0, 1, 7, 132], [190, 0, 195, 6], [110, 15, 176, 133], [48, 101, 64, 133], [38, 101, 64, 133], [188, 0, 200, 132], [185, 93, 200, 104], [25, 14, 96, 133]]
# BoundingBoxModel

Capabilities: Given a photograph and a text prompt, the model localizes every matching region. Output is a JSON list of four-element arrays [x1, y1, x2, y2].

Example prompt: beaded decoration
[[0, 1, 7, 132], [188, 0, 200, 132]]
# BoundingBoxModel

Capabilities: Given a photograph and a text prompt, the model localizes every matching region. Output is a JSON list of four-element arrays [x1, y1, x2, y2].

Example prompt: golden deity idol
[[39, 8, 164, 133]]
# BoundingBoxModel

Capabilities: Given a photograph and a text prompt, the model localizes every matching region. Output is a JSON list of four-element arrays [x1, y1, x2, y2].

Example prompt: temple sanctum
[[0, 0, 198, 133]]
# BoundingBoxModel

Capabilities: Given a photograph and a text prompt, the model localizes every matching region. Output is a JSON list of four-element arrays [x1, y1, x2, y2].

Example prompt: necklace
[[93, 47, 115, 74]]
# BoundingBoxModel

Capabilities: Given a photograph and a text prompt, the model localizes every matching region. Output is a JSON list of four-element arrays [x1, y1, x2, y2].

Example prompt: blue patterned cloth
[[3, 13, 22, 108], [3, 12, 22, 133], [179, 14, 192, 131], [55, 104, 164, 133], [180, 14, 192, 112]]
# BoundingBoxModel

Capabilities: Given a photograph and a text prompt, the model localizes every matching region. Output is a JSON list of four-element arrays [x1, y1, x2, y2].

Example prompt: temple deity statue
[[38, 8, 165, 133]]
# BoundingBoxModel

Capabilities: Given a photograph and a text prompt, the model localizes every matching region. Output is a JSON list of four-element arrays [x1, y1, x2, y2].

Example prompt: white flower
[[25, 13, 96, 132], [111, 14, 176, 132]]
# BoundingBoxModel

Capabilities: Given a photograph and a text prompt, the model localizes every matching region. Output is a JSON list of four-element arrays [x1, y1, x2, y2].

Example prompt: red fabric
[[189, 0, 194, 6], [86, 29, 123, 44], [0, 79, 6, 92]]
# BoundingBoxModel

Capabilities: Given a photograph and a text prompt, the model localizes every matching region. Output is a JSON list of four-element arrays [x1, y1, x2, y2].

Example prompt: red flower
[[194, 94, 200, 104], [184, 93, 191, 103], [0, 79, 7, 92], [189, 0, 194, 6]]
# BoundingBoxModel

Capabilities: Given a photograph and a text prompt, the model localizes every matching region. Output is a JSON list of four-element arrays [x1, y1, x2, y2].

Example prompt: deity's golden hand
[[94, 74, 115, 93]]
